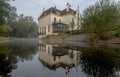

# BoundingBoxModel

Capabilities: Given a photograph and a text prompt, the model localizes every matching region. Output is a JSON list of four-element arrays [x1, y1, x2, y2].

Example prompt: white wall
[[62, 14, 75, 25], [51, 13, 62, 23], [38, 14, 52, 35]]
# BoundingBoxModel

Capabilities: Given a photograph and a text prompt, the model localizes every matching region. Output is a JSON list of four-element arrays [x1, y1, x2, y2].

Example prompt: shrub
[[0, 25, 12, 36]]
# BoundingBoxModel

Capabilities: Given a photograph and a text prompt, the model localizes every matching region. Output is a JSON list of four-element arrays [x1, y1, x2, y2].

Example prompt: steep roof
[[39, 7, 61, 19], [39, 58, 75, 70], [61, 8, 76, 15], [39, 6, 77, 20]]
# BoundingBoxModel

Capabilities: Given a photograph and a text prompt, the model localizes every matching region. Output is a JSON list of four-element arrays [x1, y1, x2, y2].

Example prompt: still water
[[0, 39, 120, 77]]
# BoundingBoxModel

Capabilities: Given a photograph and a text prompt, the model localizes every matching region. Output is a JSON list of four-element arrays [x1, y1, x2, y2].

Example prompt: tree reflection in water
[[38, 42, 120, 77], [9, 39, 38, 62], [80, 46, 119, 77], [0, 54, 17, 77], [0, 39, 38, 77], [0, 40, 119, 77]]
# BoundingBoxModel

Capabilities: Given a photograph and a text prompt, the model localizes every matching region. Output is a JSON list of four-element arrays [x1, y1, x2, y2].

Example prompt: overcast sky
[[10, 0, 119, 23]]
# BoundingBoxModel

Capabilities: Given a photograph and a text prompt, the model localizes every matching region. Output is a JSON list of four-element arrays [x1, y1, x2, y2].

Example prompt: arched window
[[53, 56, 56, 61], [48, 26, 50, 32], [39, 27, 41, 34], [42, 27, 43, 35], [48, 47, 50, 54], [59, 19, 61, 23], [54, 17, 56, 23], [72, 18, 74, 22], [44, 26, 46, 34]]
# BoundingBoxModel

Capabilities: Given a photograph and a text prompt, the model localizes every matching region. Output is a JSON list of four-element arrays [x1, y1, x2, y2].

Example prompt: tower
[[76, 5, 81, 29]]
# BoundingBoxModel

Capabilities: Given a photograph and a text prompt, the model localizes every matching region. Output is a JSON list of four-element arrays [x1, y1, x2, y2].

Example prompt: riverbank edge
[[41, 34, 120, 47], [0, 36, 16, 43]]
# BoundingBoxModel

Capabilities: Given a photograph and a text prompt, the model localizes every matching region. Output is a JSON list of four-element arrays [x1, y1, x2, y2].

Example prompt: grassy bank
[[41, 33, 120, 46], [41, 33, 69, 43], [0, 36, 15, 42]]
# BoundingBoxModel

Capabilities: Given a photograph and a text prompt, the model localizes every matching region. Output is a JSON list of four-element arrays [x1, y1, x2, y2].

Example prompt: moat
[[0, 39, 120, 77]]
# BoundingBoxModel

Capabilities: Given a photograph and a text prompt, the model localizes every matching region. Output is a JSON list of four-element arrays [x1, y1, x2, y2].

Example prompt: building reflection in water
[[38, 41, 120, 77], [38, 41, 81, 75]]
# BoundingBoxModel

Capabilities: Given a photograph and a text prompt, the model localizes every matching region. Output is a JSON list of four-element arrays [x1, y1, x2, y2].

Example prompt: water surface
[[0, 39, 120, 77]]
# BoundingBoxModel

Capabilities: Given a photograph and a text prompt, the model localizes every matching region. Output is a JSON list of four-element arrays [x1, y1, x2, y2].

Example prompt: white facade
[[38, 3, 82, 38]]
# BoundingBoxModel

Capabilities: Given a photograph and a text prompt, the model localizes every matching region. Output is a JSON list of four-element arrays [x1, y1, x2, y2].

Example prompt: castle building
[[38, 41, 81, 73], [38, 3, 82, 37]]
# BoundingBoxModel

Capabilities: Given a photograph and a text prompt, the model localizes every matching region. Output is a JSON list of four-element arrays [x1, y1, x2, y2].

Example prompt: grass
[[0, 36, 15, 42], [42, 33, 69, 42]]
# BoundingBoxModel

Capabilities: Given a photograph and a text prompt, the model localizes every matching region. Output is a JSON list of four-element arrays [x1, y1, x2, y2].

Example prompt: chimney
[[77, 5, 79, 12], [66, 2, 71, 12], [54, 5, 56, 9], [42, 8, 45, 12]]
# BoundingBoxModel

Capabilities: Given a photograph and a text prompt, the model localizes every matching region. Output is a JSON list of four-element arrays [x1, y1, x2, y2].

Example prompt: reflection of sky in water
[[11, 52, 85, 77], [38, 42, 83, 77], [0, 39, 120, 77], [10, 40, 86, 77]]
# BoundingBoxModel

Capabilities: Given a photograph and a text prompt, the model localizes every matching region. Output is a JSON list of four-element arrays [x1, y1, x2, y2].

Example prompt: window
[[48, 26, 50, 32], [72, 18, 74, 22], [39, 27, 41, 34], [42, 45, 43, 51], [59, 19, 61, 23], [44, 26, 46, 34], [54, 17, 56, 22], [44, 45, 46, 52], [42, 27, 43, 34], [53, 56, 56, 61], [48, 47, 50, 54]]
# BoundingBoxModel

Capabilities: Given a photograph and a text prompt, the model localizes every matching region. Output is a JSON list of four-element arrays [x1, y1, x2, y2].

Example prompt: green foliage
[[81, 0, 120, 41], [11, 14, 38, 37], [0, 36, 14, 41], [116, 28, 120, 37], [81, 46, 120, 76], [0, 44, 12, 54], [6, 6, 18, 25], [0, 39, 37, 76], [42, 33, 68, 42], [0, 25, 12, 36], [0, 0, 11, 25], [0, 0, 38, 38]]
